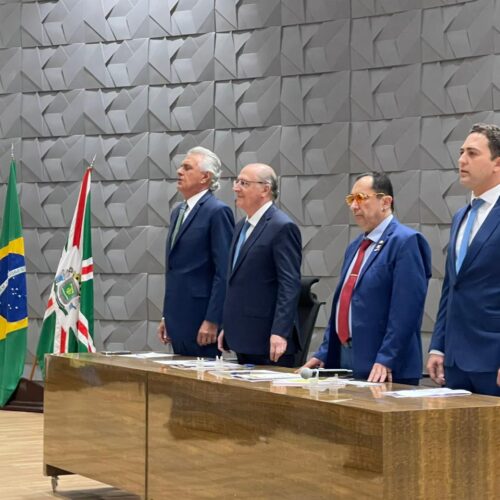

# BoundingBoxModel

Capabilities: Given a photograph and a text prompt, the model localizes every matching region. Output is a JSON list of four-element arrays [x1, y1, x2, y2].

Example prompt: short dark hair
[[356, 172, 394, 210], [469, 123, 500, 159]]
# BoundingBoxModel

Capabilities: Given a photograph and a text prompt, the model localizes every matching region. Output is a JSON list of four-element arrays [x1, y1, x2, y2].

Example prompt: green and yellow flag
[[0, 159, 28, 406]]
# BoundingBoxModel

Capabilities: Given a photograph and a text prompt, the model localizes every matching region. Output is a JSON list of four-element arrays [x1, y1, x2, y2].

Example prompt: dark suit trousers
[[236, 353, 296, 368], [445, 364, 500, 397]]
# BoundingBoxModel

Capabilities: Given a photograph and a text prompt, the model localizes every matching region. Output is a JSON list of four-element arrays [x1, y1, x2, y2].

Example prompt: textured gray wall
[[0, 0, 495, 374]]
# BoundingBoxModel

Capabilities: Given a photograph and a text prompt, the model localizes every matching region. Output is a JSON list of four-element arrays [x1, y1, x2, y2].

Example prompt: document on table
[[383, 388, 471, 398], [272, 377, 347, 388], [153, 359, 241, 370], [226, 370, 299, 382], [344, 380, 383, 387], [121, 352, 174, 359]]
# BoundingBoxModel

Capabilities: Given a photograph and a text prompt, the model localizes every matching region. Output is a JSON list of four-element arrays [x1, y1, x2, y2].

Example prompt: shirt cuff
[[429, 349, 444, 356]]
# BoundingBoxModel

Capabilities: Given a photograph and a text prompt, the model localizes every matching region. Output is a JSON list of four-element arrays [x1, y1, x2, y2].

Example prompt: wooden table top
[[52, 353, 500, 413]]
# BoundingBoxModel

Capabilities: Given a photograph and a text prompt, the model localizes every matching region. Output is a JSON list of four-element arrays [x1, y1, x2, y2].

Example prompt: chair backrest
[[293, 277, 323, 367]]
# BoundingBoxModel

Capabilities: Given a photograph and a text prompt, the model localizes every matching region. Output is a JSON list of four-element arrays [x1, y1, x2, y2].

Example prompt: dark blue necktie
[[456, 198, 485, 272], [232, 221, 251, 269], [170, 202, 187, 249]]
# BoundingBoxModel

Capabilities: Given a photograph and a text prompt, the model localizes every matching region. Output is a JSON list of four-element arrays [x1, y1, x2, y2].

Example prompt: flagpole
[[29, 358, 38, 381]]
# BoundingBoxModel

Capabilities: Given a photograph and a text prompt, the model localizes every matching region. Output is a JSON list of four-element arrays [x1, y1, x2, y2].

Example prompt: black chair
[[293, 277, 323, 367]]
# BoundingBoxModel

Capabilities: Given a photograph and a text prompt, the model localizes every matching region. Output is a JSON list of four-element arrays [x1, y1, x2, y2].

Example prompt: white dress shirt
[[243, 201, 273, 240], [183, 189, 209, 221]]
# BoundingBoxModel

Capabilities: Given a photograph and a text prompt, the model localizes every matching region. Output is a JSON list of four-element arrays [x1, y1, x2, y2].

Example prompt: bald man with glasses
[[218, 163, 302, 367], [302, 172, 432, 385]]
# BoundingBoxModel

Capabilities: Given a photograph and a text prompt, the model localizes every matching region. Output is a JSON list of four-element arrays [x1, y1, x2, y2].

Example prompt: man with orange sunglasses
[[302, 172, 431, 385]]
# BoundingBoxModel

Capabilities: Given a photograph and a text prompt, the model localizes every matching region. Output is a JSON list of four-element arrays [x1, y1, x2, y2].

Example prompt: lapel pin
[[373, 240, 384, 252]]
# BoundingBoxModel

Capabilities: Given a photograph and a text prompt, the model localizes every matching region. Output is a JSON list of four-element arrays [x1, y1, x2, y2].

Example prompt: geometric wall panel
[[215, 0, 281, 31], [280, 174, 350, 226], [391, 170, 421, 223], [280, 122, 350, 175], [88, 133, 149, 181], [282, 72, 350, 125], [21, 135, 85, 182], [281, 20, 350, 75], [91, 180, 149, 227], [351, 9, 421, 70], [421, 56, 493, 116], [350, 117, 421, 173], [351, 1, 422, 18], [215, 77, 281, 128], [422, 0, 494, 62], [94, 273, 148, 320], [86, 86, 148, 135], [149, 34, 214, 84], [0, 47, 21, 93], [0, 2, 21, 49], [301, 225, 350, 277], [21, 0, 150, 47], [151, 0, 215, 37], [215, 27, 281, 79], [0, 92, 22, 138], [230, 126, 282, 173], [149, 82, 214, 132], [281, 0, 350, 25], [351, 64, 421, 120]]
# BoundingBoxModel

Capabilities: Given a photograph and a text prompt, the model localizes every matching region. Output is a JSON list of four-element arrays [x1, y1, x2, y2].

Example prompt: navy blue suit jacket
[[316, 218, 431, 380], [163, 192, 234, 354], [430, 199, 500, 372], [223, 205, 302, 356]]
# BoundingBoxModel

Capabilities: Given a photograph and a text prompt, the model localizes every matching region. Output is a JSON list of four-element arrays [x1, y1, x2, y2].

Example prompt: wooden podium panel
[[44, 355, 147, 497], [44, 354, 500, 499]]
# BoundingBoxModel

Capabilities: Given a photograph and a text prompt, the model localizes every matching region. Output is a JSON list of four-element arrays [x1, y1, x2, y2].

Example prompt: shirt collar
[[471, 184, 500, 207], [185, 189, 209, 210], [366, 214, 393, 243], [247, 201, 273, 227]]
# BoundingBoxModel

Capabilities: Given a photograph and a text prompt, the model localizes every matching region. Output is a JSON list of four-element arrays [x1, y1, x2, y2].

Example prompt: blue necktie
[[232, 221, 251, 269], [456, 198, 485, 272]]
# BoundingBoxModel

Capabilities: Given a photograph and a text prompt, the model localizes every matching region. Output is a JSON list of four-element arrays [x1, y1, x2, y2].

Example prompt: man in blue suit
[[157, 147, 234, 357], [218, 163, 302, 367], [303, 173, 432, 384], [427, 123, 500, 396]]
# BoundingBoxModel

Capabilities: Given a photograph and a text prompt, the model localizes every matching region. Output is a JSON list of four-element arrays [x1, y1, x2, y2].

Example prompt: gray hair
[[256, 165, 279, 201], [186, 146, 222, 191]]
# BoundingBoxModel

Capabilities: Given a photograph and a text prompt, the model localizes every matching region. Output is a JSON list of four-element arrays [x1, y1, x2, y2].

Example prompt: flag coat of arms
[[36, 167, 95, 375], [0, 159, 28, 406]]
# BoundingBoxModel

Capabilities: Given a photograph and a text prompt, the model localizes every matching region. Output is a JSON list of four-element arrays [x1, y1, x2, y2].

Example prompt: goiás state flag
[[36, 166, 95, 375]]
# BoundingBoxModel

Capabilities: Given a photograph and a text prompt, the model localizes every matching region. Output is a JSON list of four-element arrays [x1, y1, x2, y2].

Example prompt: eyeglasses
[[233, 179, 270, 188], [345, 192, 386, 206]]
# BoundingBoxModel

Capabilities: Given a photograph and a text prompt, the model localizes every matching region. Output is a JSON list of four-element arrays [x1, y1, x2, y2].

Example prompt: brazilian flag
[[0, 159, 28, 407]]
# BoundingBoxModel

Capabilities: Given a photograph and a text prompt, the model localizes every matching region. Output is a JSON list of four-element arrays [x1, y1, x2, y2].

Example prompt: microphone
[[299, 367, 353, 379]]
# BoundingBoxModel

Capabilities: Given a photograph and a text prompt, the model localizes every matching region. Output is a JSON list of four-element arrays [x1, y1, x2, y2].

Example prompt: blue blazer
[[223, 205, 302, 356], [317, 218, 431, 380], [430, 199, 500, 372], [163, 192, 234, 349]]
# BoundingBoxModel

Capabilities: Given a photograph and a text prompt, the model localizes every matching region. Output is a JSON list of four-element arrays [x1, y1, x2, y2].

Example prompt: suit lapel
[[355, 219, 397, 286], [458, 199, 500, 274], [169, 191, 211, 252], [230, 205, 275, 277]]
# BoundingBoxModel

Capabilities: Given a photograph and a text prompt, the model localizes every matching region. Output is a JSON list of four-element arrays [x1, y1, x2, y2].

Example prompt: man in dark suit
[[303, 172, 432, 384], [427, 123, 500, 396], [157, 147, 234, 357], [218, 163, 302, 367]]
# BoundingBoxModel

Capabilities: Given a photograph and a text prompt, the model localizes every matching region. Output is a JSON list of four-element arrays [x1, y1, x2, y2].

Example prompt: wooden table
[[44, 354, 500, 499]]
